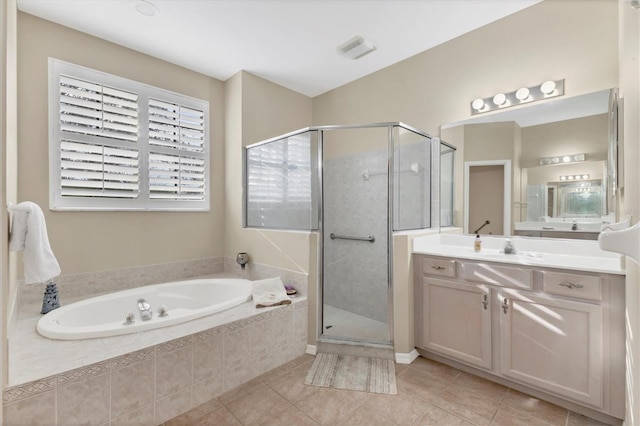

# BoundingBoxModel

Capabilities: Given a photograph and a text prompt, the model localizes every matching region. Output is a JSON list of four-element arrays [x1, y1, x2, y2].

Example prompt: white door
[[498, 290, 603, 408], [422, 278, 492, 369]]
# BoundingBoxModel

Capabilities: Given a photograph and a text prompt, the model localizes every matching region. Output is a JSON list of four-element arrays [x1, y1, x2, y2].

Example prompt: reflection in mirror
[[441, 89, 616, 238], [440, 141, 455, 227]]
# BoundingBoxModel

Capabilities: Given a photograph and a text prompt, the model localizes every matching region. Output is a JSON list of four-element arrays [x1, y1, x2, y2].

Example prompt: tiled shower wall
[[323, 149, 389, 322], [323, 141, 430, 323], [3, 300, 308, 425]]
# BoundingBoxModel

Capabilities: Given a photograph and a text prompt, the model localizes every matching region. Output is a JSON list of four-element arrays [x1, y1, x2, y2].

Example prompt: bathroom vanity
[[412, 233, 625, 421]]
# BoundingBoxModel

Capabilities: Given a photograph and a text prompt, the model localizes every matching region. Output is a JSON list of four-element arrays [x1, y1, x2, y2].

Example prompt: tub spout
[[137, 298, 152, 321]]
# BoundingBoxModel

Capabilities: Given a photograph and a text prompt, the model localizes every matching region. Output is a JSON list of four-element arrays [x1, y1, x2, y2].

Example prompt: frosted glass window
[[245, 131, 318, 230]]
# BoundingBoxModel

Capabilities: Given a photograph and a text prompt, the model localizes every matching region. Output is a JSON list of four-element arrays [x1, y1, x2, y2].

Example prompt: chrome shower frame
[[243, 122, 434, 348]]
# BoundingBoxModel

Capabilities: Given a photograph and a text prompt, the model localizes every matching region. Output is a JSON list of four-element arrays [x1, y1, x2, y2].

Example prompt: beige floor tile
[[261, 404, 319, 426], [258, 360, 299, 382], [218, 378, 266, 405], [433, 388, 501, 426], [265, 364, 320, 403], [290, 353, 316, 367], [395, 363, 410, 375], [165, 399, 223, 426], [221, 382, 290, 425], [408, 357, 460, 382], [191, 406, 242, 426], [501, 389, 568, 425], [354, 391, 430, 425], [414, 406, 475, 425], [295, 387, 368, 425], [491, 405, 561, 426], [566, 411, 612, 426], [395, 369, 448, 402], [449, 371, 509, 403], [337, 403, 396, 425]]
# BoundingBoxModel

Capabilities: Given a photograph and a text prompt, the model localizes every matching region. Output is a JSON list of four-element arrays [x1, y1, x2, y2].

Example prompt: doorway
[[464, 160, 511, 236]]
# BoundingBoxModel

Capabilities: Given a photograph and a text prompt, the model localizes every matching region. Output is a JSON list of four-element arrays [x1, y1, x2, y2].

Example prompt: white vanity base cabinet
[[414, 254, 625, 422]]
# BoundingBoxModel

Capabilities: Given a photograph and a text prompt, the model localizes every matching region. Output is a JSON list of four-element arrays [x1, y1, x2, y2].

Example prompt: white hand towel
[[9, 210, 29, 251], [252, 277, 291, 308], [14, 202, 61, 284]]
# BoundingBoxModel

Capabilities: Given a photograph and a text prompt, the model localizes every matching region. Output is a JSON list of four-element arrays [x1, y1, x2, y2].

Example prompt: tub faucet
[[137, 298, 152, 321]]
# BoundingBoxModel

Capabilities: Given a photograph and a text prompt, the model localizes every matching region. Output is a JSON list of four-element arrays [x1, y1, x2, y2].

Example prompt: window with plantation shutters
[[49, 59, 210, 211]]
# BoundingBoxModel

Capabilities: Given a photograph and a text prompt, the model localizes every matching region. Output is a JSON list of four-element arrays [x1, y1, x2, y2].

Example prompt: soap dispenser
[[474, 234, 482, 252], [504, 238, 516, 254]]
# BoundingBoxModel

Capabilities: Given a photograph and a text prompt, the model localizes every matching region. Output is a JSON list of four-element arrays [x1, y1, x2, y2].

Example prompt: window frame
[[48, 58, 210, 211]]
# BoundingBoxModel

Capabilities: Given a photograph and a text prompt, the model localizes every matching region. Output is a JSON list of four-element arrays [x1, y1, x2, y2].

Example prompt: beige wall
[[223, 71, 313, 272], [313, 0, 618, 354], [223, 71, 317, 341], [2, 0, 18, 394], [618, 2, 640, 424], [521, 114, 609, 169], [17, 13, 227, 275]]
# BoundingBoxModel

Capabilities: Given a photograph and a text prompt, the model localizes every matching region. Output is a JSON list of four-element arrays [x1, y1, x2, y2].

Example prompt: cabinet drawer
[[542, 271, 602, 301], [462, 262, 532, 290], [423, 258, 456, 278]]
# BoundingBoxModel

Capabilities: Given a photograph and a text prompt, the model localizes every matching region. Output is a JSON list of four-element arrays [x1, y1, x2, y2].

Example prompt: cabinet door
[[422, 278, 492, 369], [498, 291, 603, 408]]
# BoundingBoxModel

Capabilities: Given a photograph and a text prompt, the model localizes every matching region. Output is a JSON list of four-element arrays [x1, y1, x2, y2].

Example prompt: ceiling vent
[[337, 36, 376, 60]]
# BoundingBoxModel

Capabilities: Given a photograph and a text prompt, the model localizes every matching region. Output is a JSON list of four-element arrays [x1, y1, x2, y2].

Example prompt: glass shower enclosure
[[244, 123, 433, 346]]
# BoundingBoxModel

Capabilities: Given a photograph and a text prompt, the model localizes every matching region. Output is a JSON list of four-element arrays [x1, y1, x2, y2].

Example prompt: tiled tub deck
[[3, 263, 308, 425]]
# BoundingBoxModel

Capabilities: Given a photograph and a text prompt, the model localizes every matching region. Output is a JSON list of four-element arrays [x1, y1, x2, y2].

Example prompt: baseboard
[[395, 348, 420, 364], [306, 344, 317, 355]]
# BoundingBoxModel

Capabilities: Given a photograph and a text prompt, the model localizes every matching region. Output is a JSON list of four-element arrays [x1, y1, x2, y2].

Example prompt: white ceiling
[[16, 0, 540, 97]]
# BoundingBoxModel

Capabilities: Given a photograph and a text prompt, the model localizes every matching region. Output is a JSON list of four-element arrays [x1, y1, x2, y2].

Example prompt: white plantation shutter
[[148, 99, 205, 152], [50, 59, 209, 211], [149, 153, 205, 200], [60, 141, 139, 198], [59, 76, 139, 142]]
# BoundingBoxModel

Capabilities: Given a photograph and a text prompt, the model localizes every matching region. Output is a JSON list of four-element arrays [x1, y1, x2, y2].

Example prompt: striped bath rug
[[304, 353, 397, 395]]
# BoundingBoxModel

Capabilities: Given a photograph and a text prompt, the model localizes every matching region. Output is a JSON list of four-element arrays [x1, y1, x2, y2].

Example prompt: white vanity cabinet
[[414, 254, 625, 420]]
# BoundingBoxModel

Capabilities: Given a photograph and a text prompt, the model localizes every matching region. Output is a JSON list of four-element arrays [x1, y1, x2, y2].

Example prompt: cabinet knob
[[482, 294, 489, 310], [501, 297, 509, 314], [558, 281, 584, 289], [431, 266, 445, 271]]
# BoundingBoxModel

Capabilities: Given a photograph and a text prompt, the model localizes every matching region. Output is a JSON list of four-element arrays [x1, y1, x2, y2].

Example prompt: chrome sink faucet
[[137, 298, 152, 321]]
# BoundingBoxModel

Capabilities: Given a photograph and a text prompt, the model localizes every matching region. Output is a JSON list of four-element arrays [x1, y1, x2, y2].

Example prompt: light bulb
[[562, 155, 571, 163], [515, 87, 530, 101], [582, 174, 589, 179], [493, 93, 507, 106], [471, 98, 485, 111], [540, 80, 556, 95]]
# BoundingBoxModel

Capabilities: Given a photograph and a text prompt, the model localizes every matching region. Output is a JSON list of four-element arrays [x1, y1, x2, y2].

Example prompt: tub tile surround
[[3, 299, 308, 425], [5, 257, 309, 424]]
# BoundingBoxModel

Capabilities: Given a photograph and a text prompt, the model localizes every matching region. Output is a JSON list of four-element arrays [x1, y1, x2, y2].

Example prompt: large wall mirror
[[441, 88, 619, 238]]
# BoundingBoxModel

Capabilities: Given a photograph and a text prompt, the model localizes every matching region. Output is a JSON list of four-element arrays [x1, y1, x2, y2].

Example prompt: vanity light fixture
[[559, 174, 590, 181], [539, 153, 585, 166], [470, 79, 564, 115]]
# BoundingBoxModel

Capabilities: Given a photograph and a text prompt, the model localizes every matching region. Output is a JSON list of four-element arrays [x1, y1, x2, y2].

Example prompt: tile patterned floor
[[164, 355, 612, 426]]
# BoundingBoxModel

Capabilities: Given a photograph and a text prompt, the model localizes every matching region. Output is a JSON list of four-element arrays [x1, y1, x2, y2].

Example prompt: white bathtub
[[37, 278, 253, 340]]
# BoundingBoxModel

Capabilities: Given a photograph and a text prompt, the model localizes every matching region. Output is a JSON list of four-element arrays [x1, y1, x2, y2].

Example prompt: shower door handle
[[329, 233, 375, 243]]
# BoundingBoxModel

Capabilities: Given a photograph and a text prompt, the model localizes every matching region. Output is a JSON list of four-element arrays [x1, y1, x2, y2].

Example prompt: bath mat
[[304, 353, 397, 395]]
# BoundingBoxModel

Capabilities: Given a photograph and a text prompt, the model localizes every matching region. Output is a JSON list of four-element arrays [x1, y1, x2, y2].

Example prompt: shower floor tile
[[322, 305, 388, 341]]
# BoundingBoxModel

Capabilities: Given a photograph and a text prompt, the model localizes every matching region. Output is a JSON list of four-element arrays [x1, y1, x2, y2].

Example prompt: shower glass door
[[321, 127, 391, 344]]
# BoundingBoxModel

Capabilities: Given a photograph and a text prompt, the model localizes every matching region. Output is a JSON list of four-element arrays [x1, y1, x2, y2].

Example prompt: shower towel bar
[[329, 233, 375, 243]]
